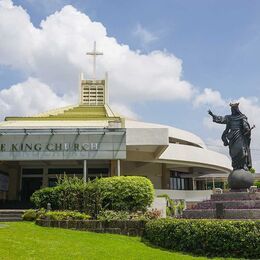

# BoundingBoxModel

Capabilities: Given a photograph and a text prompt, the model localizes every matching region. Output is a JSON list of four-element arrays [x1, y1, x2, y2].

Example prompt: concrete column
[[83, 160, 88, 182], [8, 167, 20, 200], [161, 164, 170, 189], [192, 177, 196, 190], [117, 160, 121, 176], [212, 177, 215, 189], [110, 160, 116, 176], [42, 167, 48, 188]]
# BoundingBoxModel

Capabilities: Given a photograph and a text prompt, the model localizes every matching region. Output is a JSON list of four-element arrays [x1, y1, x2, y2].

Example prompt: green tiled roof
[[5, 105, 121, 121]]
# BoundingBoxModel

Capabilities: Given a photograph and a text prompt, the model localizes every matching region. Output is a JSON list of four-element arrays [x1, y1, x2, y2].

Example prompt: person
[[208, 103, 253, 170]]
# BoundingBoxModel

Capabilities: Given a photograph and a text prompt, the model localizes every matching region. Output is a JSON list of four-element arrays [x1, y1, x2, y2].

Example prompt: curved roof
[[125, 119, 206, 149], [0, 103, 231, 172]]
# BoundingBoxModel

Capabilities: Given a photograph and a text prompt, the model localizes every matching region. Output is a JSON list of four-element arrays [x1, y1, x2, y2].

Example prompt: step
[[0, 214, 23, 218], [0, 210, 25, 214], [183, 209, 260, 219], [211, 192, 260, 201], [194, 200, 260, 210], [0, 217, 22, 222]]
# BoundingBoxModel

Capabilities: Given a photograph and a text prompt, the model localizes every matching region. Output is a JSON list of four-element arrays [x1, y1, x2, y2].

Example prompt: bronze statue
[[208, 103, 254, 171]]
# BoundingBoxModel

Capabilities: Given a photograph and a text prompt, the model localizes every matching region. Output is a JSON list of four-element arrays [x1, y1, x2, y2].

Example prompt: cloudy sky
[[1, 0, 260, 169]]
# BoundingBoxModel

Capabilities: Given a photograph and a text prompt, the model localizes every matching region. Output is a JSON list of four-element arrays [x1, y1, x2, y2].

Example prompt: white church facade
[[0, 43, 231, 206]]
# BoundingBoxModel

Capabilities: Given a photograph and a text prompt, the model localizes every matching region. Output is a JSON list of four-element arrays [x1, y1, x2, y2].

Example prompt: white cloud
[[193, 88, 226, 107], [0, 1, 194, 113], [0, 77, 73, 119], [110, 103, 139, 120], [132, 23, 158, 46]]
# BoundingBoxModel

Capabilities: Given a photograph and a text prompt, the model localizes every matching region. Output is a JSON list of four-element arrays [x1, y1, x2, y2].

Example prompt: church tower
[[80, 41, 108, 106]]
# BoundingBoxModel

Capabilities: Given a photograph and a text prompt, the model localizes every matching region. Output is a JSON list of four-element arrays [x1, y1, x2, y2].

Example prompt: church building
[[0, 43, 231, 206]]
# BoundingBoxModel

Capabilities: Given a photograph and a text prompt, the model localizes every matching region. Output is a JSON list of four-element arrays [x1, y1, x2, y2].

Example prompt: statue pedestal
[[183, 191, 260, 219], [228, 169, 254, 190]]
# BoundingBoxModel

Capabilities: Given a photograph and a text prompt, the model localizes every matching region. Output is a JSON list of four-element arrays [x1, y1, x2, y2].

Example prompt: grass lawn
[[0, 222, 232, 260]]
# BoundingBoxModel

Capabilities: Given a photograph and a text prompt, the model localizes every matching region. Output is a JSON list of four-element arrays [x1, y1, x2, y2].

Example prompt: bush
[[97, 210, 130, 221], [31, 187, 60, 209], [40, 211, 91, 221], [254, 181, 260, 188], [97, 176, 154, 212], [22, 209, 46, 221], [143, 219, 260, 259], [30, 177, 102, 217], [31, 176, 154, 217], [157, 194, 185, 217], [97, 209, 161, 222]]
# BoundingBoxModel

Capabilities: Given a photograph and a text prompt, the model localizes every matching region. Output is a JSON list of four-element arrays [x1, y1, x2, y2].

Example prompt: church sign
[[0, 129, 126, 161]]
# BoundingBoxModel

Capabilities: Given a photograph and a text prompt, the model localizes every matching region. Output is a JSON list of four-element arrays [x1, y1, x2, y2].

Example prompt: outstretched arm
[[208, 109, 227, 124]]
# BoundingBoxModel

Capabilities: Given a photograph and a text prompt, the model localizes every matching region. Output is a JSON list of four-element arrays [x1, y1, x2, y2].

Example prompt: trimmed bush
[[98, 176, 154, 212], [97, 209, 161, 221], [31, 187, 60, 209], [143, 219, 260, 259], [97, 210, 130, 221], [40, 211, 91, 221], [22, 209, 46, 221]]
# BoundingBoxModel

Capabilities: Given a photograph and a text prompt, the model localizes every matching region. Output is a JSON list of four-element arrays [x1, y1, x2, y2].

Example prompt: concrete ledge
[[36, 219, 147, 236]]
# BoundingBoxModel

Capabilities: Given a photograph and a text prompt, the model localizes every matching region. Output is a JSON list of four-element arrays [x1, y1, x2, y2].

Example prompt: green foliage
[[144, 219, 260, 259], [0, 222, 217, 259], [250, 168, 256, 174], [97, 210, 130, 221], [30, 187, 60, 209], [22, 209, 46, 221], [157, 194, 185, 217], [40, 211, 91, 221], [254, 181, 260, 188], [97, 209, 161, 221], [30, 176, 154, 217], [97, 176, 154, 212]]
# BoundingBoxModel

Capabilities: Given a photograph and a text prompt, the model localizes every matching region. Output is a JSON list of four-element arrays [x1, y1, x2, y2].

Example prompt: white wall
[[155, 189, 213, 202], [122, 161, 162, 189]]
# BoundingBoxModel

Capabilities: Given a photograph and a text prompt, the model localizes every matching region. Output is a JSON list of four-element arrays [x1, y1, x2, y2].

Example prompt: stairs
[[0, 210, 25, 222], [183, 191, 260, 219]]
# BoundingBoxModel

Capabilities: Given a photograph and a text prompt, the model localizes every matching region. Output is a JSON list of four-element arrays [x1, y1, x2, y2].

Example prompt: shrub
[[144, 219, 260, 259], [97, 209, 161, 221], [157, 194, 185, 217], [30, 176, 154, 217], [97, 176, 154, 212], [40, 211, 91, 221], [30, 177, 102, 217], [97, 210, 130, 221], [30, 187, 60, 209], [254, 181, 260, 188], [22, 209, 46, 221], [143, 209, 161, 220]]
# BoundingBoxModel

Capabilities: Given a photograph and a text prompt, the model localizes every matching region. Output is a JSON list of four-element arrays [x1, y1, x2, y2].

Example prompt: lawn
[[0, 222, 231, 260]]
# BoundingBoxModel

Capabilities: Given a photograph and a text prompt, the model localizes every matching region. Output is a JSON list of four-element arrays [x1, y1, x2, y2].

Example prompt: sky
[[1, 0, 260, 169]]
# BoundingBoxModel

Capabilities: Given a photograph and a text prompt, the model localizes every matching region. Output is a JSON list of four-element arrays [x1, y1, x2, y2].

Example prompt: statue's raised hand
[[208, 109, 214, 117]]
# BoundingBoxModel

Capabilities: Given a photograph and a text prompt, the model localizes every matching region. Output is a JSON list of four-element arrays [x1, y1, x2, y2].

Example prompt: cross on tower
[[86, 41, 103, 79]]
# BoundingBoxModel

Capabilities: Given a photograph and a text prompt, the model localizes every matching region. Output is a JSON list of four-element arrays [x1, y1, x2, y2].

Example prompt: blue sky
[[1, 0, 260, 167]]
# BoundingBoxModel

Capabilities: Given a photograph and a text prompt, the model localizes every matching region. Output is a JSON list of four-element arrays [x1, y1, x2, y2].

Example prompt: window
[[170, 171, 193, 190]]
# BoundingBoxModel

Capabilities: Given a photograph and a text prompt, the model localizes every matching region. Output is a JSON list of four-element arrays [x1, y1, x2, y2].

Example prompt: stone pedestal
[[228, 169, 254, 190], [183, 191, 260, 219]]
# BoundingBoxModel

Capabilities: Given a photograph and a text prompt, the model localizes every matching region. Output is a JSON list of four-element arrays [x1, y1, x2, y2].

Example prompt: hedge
[[97, 176, 154, 212], [31, 176, 154, 217], [143, 219, 260, 259]]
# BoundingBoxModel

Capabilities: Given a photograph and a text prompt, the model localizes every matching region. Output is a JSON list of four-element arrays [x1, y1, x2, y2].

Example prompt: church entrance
[[21, 177, 42, 202]]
